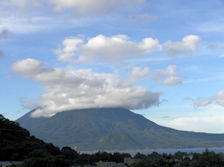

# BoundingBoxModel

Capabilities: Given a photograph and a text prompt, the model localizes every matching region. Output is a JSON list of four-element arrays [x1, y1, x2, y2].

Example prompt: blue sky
[[1, 0, 224, 133]]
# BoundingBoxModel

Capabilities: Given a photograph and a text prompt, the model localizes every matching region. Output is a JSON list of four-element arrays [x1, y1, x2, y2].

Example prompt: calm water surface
[[81, 147, 224, 156]]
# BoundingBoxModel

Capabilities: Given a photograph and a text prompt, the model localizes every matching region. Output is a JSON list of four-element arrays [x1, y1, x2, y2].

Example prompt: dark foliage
[[132, 150, 224, 167], [74, 152, 131, 166], [0, 115, 62, 161], [22, 155, 69, 167]]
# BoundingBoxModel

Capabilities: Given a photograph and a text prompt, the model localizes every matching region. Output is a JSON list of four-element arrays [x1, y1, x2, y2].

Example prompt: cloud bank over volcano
[[12, 58, 161, 117]]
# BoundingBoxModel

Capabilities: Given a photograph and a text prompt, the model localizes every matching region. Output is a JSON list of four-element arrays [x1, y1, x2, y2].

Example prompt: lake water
[[81, 147, 224, 156]]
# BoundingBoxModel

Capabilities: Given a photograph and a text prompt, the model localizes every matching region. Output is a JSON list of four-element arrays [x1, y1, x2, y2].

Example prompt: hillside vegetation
[[17, 108, 224, 151]]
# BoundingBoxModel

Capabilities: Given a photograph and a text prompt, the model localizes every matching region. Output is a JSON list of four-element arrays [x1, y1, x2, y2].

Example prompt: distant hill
[[17, 108, 224, 151]]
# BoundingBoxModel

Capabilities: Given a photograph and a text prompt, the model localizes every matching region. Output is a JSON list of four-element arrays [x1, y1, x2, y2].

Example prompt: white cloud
[[151, 104, 224, 133], [12, 58, 160, 118], [10, 0, 27, 7], [0, 14, 97, 35], [0, 16, 51, 34], [0, 0, 43, 16], [55, 34, 159, 62], [128, 67, 150, 83], [193, 90, 224, 108], [163, 76, 182, 86], [162, 35, 200, 57], [55, 38, 84, 62], [48, 0, 146, 16], [194, 98, 213, 108], [150, 65, 182, 86], [1, 0, 146, 17], [215, 91, 224, 106], [128, 65, 183, 87], [12, 58, 44, 75], [19, 96, 40, 110], [158, 116, 224, 133], [1, 0, 48, 9], [155, 104, 224, 133], [152, 65, 178, 80], [0, 0, 102, 34]]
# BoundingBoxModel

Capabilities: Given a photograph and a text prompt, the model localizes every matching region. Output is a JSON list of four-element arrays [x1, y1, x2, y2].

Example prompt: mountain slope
[[17, 108, 224, 151], [0, 114, 63, 161]]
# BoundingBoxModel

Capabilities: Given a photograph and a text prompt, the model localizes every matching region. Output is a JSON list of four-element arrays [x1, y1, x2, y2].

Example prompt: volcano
[[17, 108, 224, 151]]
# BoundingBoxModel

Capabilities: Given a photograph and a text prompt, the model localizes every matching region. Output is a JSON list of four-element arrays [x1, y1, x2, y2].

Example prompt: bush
[[22, 155, 69, 167]]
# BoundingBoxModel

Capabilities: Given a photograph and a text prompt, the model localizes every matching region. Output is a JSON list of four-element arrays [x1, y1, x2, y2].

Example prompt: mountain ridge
[[17, 108, 224, 151]]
